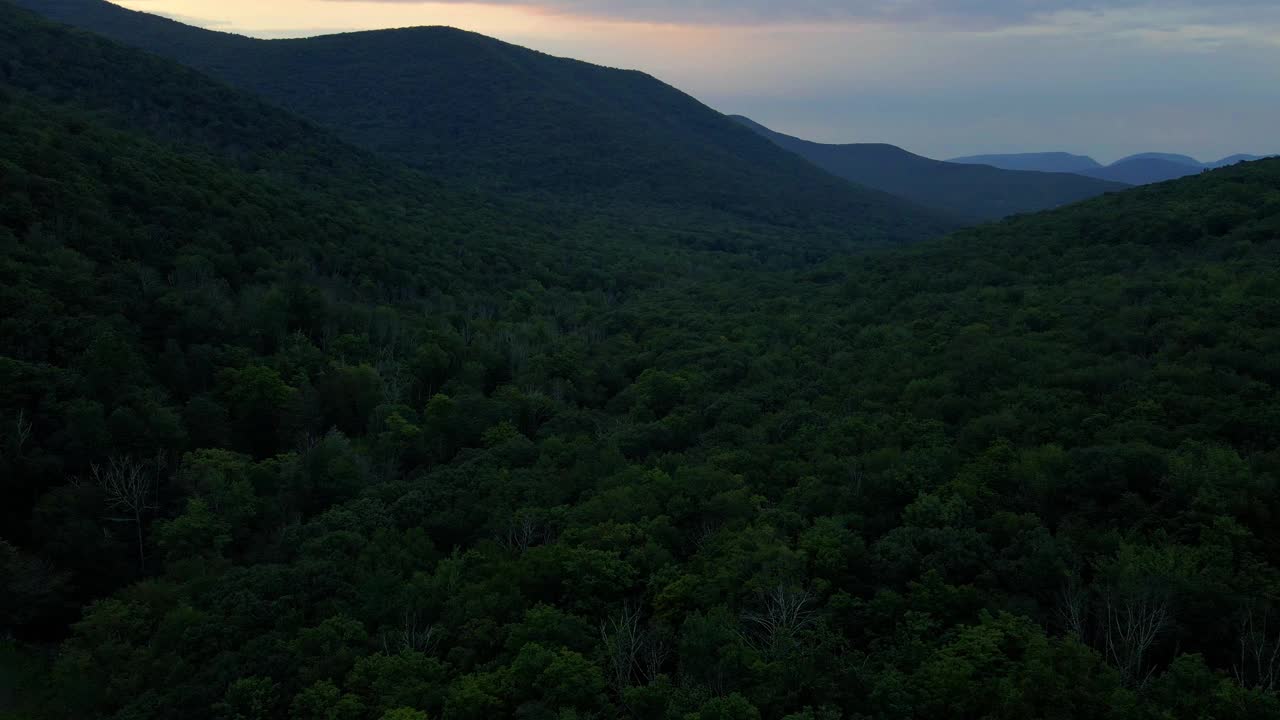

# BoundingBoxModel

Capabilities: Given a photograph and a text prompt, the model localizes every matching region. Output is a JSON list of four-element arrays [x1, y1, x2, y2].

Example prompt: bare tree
[[501, 510, 546, 554], [1102, 584, 1171, 687], [1056, 576, 1090, 642], [741, 584, 817, 656], [1234, 602, 1280, 692], [639, 624, 672, 686], [381, 609, 437, 655], [94, 454, 164, 572], [601, 603, 671, 692], [14, 409, 32, 456], [601, 603, 644, 692]]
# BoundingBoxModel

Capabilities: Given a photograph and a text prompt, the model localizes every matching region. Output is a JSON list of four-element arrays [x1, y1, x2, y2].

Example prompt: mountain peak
[[1113, 152, 1203, 166], [947, 152, 1103, 173]]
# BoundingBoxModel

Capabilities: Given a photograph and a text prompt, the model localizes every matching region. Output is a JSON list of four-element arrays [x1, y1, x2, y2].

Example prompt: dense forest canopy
[[4, 2, 1280, 720]]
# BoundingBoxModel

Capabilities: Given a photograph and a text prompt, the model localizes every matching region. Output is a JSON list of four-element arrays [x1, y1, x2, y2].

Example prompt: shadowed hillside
[[14, 0, 955, 244], [734, 116, 1128, 220], [5, 2, 1280, 718]]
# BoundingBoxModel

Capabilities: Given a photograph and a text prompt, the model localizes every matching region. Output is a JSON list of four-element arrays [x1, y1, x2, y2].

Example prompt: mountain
[[733, 116, 1127, 221], [1079, 157, 1205, 185], [7, 2, 1280, 717], [1210, 153, 1274, 168], [1112, 152, 1202, 166], [13, 0, 954, 246], [4, 0, 956, 635], [945, 152, 1103, 173], [953, 150, 1275, 186]]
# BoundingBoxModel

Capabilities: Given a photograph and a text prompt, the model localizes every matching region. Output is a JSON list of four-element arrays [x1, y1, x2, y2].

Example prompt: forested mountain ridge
[[947, 151, 1104, 173], [1081, 157, 1207, 185], [952, 151, 1277, 186], [0, 0, 805, 638], [5, 1, 1280, 719], [13, 0, 955, 243], [732, 116, 1128, 221]]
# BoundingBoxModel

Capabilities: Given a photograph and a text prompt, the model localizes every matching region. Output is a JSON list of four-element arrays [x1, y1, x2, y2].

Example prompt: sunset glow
[[110, 0, 1280, 161]]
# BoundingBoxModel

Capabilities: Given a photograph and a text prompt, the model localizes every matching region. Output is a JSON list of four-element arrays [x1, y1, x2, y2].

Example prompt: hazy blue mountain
[[1210, 154, 1274, 168], [733, 116, 1127, 221], [953, 149, 1274, 186], [1080, 158, 1204, 185], [13, 0, 955, 246], [946, 152, 1103, 173], [1113, 152, 1203, 167]]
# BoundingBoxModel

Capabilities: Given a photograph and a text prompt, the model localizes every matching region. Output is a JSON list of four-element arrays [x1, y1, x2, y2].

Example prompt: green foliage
[[3, 3, 1280, 720]]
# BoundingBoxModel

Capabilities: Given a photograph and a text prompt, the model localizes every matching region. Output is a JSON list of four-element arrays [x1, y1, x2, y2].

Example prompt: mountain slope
[[1080, 157, 1204, 185], [952, 150, 1276, 186], [7, 3, 1280, 716], [734, 116, 1127, 221], [946, 152, 1103, 173], [1113, 152, 1202, 167], [1210, 153, 1274, 168], [0, 0, 843, 633], [14, 0, 954, 243]]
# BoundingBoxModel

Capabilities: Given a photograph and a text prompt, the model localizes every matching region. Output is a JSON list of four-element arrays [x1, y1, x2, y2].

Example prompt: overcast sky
[[117, 0, 1280, 162]]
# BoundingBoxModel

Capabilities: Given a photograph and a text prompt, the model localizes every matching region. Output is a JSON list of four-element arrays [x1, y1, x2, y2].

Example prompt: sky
[[116, 0, 1280, 162]]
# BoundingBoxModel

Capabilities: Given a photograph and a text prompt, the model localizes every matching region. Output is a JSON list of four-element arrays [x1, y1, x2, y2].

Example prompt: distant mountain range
[[948, 152, 1103, 174], [732, 117, 1127, 221], [950, 152, 1276, 186], [19, 0, 1268, 229]]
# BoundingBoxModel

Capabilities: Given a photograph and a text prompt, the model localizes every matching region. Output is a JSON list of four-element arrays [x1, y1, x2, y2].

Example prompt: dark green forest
[[4, 2, 1280, 720]]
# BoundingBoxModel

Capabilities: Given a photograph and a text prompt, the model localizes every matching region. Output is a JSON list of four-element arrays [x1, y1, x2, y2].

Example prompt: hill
[[733, 116, 1127, 221], [946, 151, 1103, 173], [1210, 153, 1274, 168], [5, 2, 1280, 718], [13, 0, 953, 244], [953, 150, 1276, 186], [0, 0, 859, 639], [1080, 157, 1205, 185], [1113, 152, 1202, 166]]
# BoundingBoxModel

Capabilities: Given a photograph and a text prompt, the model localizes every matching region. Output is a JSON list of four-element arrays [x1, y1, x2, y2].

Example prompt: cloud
[[317, 0, 1280, 29]]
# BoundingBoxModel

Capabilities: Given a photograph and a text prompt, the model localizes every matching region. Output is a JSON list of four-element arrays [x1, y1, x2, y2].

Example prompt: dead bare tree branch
[[1102, 584, 1170, 688], [741, 584, 817, 657], [1057, 576, 1090, 642], [14, 409, 32, 457], [381, 609, 437, 655], [1234, 602, 1280, 692], [601, 603, 670, 692], [94, 454, 164, 572]]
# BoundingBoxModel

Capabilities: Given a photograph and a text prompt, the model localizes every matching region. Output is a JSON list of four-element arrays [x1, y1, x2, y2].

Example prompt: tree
[[290, 681, 365, 720], [741, 584, 817, 657], [155, 498, 231, 566], [216, 677, 280, 720], [92, 454, 163, 572], [345, 651, 449, 716], [600, 603, 670, 692], [219, 365, 297, 457], [1234, 602, 1280, 692], [379, 710, 427, 720]]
